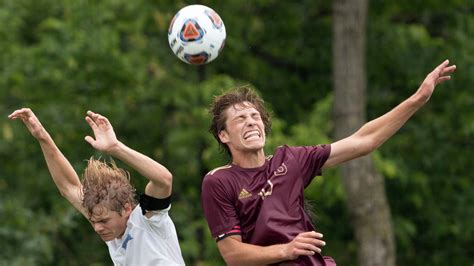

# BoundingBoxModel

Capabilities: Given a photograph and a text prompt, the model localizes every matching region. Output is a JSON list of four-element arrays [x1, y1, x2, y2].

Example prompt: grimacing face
[[89, 203, 132, 241], [219, 102, 266, 154]]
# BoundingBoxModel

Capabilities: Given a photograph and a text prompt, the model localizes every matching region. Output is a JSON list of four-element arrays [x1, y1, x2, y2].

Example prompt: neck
[[231, 149, 266, 168]]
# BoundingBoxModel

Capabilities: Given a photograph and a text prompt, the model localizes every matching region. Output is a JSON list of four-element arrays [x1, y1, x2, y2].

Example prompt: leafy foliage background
[[0, 0, 473, 265]]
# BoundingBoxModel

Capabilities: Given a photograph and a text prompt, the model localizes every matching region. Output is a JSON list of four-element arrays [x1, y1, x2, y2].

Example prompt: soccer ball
[[168, 5, 226, 65]]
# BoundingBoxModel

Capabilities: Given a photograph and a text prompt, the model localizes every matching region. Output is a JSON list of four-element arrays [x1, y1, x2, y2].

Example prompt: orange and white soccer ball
[[168, 5, 226, 65]]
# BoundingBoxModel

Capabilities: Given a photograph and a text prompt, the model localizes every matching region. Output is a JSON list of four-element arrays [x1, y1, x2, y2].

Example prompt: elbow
[[147, 170, 173, 197], [221, 254, 240, 266], [58, 190, 68, 198], [218, 242, 242, 266], [164, 172, 173, 189], [225, 260, 240, 266], [223, 254, 262, 266], [355, 137, 379, 157], [151, 167, 173, 190], [359, 146, 372, 157], [58, 186, 80, 203], [369, 133, 388, 152], [159, 171, 173, 191]]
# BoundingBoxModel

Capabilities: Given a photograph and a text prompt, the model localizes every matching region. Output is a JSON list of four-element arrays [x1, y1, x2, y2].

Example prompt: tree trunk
[[332, 1, 396, 266]]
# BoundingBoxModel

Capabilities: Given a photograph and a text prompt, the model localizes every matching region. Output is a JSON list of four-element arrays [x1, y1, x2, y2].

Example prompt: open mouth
[[243, 130, 260, 140]]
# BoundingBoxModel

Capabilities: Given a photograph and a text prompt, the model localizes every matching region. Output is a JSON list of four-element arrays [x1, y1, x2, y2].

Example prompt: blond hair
[[82, 158, 137, 217]]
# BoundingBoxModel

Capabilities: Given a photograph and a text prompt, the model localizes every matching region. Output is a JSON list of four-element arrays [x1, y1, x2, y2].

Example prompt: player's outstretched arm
[[216, 231, 326, 265], [324, 60, 456, 169], [8, 108, 85, 216], [84, 111, 172, 199]]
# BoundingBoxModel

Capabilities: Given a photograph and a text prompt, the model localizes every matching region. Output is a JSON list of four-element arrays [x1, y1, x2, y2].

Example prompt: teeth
[[244, 130, 260, 139]]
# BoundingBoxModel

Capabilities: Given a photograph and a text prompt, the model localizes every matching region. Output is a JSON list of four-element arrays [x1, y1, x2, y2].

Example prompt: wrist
[[36, 131, 53, 143], [106, 141, 123, 155], [412, 84, 434, 106], [407, 93, 427, 109], [278, 243, 290, 261]]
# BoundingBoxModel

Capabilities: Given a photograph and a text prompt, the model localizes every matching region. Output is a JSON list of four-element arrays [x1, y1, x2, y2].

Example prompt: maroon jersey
[[201, 145, 336, 265]]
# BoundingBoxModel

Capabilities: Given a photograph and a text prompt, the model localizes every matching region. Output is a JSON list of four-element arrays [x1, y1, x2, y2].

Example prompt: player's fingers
[[86, 110, 96, 117], [296, 236, 326, 247], [441, 65, 456, 75], [7, 112, 19, 119], [8, 108, 30, 119], [307, 237, 326, 247], [430, 60, 450, 79], [294, 242, 322, 253], [293, 248, 316, 257], [97, 115, 110, 126], [436, 76, 451, 85], [88, 110, 109, 126], [84, 135, 95, 146], [11, 113, 31, 123], [7, 110, 19, 118], [85, 116, 98, 130], [437, 59, 450, 70], [297, 231, 324, 239], [87, 110, 102, 122]]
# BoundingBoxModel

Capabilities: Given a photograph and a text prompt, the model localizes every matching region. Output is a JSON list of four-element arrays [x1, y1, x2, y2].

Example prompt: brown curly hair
[[209, 85, 272, 157], [82, 158, 137, 217]]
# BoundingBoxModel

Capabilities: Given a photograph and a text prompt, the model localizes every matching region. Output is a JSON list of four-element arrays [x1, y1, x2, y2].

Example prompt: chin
[[246, 145, 265, 152], [100, 234, 115, 242], [250, 140, 265, 149]]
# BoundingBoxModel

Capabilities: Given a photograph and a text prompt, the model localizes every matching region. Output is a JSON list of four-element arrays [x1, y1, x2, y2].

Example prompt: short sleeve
[[135, 204, 171, 225], [130, 204, 176, 240], [201, 174, 240, 238], [287, 144, 331, 187]]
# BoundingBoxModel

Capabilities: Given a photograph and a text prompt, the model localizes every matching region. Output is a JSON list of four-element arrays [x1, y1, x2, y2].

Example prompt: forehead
[[225, 102, 259, 118], [90, 205, 115, 221]]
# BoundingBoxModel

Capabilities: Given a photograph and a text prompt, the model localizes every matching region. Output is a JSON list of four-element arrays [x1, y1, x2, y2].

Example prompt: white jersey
[[106, 204, 185, 266]]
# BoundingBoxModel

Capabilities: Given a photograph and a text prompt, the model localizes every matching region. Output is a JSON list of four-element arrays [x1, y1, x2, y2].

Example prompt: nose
[[93, 223, 104, 233], [246, 117, 257, 126]]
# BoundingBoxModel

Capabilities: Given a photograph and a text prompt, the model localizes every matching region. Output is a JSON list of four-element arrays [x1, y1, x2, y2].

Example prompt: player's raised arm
[[84, 111, 172, 199], [323, 60, 456, 169], [8, 108, 85, 216]]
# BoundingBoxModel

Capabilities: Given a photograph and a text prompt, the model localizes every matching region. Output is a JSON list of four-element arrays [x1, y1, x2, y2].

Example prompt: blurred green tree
[[0, 0, 472, 265]]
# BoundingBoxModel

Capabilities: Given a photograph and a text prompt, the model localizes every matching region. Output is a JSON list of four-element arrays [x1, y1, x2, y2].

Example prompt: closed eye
[[91, 218, 109, 224], [251, 113, 261, 120], [234, 115, 246, 122]]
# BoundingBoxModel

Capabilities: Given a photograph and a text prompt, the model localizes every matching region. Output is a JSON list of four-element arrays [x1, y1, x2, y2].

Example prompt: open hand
[[84, 111, 119, 153], [417, 59, 456, 104], [8, 108, 49, 140]]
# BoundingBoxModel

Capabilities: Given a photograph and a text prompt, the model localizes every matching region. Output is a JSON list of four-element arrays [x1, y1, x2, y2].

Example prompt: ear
[[218, 129, 229, 144], [122, 203, 133, 217]]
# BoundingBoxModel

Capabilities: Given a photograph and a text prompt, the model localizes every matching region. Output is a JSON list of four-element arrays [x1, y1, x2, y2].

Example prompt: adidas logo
[[238, 188, 252, 199]]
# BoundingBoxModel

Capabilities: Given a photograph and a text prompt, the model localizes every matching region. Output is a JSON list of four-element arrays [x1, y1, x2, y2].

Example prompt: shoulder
[[203, 165, 234, 185], [129, 204, 173, 229], [202, 165, 238, 196], [277, 144, 330, 154], [131, 204, 169, 220], [271, 144, 295, 158], [271, 144, 331, 163], [206, 164, 233, 176]]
